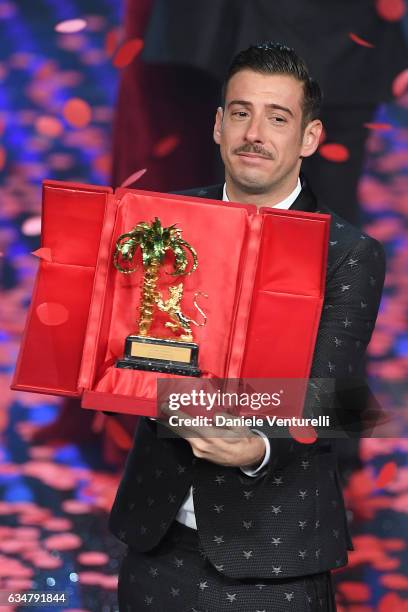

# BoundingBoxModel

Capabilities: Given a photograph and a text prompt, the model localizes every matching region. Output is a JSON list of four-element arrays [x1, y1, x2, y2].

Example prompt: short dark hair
[[221, 42, 322, 128]]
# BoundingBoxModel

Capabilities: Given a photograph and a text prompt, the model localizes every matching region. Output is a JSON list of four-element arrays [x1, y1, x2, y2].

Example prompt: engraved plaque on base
[[116, 335, 201, 376]]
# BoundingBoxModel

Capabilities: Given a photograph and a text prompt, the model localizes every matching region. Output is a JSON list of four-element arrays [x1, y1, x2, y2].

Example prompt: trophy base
[[115, 335, 201, 377]]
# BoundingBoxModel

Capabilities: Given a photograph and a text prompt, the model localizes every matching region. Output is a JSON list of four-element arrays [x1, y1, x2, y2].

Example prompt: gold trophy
[[113, 218, 207, 376]]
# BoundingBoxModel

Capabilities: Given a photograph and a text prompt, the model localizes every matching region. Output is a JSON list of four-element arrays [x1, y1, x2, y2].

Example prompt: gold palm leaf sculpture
[[114, 217, 198, 337]]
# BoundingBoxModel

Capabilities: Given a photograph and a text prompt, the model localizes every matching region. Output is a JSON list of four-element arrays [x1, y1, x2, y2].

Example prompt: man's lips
[[236, 152, 272, 160]]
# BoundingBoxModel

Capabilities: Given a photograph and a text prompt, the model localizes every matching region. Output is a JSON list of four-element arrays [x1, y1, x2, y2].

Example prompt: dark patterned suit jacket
[[109, 181, 385, 579]]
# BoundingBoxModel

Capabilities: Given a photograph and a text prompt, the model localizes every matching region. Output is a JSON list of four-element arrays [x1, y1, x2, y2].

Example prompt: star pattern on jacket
[[109, 182, 385, 584]]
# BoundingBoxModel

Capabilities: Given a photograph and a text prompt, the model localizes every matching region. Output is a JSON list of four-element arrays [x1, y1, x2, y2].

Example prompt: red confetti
[[63, 98, 92, 128], [105, 29, 120, 57], [337, 581, 371, 601], [378, 592, 408, 612], [363, 122, 392, 131], [376, 461, 398, 488], [105, 417, 133, 450], [44, 533, 82, 551], [376, 0, 406, 21], [55, 18, 87, 33], [319, 143, 350, 162], [288, 424, 317, 444], [380, 573, 408, 590], [36, 302, 69, 326], [77, 551, 109, 566], [349, 33, 375, 48], [120, 168, 147, 188], [93, 153, 111, 175], [392, 69, 408, 97], [153, 134, 180, 158], [383, 538, 406, 551], [113, 38, 143, 68], [0, 145, 6, 170], [35, 116, 63, 138]]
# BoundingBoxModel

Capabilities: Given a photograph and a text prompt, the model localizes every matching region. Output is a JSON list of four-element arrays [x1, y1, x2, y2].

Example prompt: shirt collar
[[222, 178, 302, 209]]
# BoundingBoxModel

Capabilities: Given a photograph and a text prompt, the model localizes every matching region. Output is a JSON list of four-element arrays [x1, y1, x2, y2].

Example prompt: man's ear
[[300, 119, 323, 158], [213, 106, 224, 145]]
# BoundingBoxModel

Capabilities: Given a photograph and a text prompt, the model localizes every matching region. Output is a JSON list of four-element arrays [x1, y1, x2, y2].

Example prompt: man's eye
[[270, 116, 286, 123], [232, 111, 248, 118]]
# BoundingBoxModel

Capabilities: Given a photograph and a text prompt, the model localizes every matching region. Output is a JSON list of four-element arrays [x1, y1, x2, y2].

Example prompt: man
[[110, 43, 385, 611]]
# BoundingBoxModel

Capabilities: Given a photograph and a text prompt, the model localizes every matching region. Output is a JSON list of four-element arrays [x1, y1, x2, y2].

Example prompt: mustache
[[233, 144, 274, 159]]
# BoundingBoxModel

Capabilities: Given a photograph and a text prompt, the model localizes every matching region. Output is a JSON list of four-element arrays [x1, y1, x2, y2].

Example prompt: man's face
[[213, 70, 321, 198]]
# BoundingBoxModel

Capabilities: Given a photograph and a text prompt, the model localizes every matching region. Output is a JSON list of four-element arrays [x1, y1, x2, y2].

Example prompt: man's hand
[[159, 405, 266, 468]]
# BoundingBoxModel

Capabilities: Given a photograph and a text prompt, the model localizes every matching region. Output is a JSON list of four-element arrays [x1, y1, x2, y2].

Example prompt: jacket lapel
[[288, 177, 318, 213]]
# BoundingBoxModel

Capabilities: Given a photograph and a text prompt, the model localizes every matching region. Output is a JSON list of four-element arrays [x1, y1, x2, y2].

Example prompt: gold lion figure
[[155, 283, 207, 342]]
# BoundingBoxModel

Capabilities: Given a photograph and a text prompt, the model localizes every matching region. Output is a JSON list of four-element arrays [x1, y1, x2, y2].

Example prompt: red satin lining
[[86, 191, 249, 404], [78, 195, 119, 391], [226, 214, 263, 378]]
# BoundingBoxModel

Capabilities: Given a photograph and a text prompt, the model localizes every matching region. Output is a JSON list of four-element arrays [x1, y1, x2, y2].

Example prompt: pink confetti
[[120, 168, 147, 188], [43, 517, 73, 531], [3, 579, 34, 591], [55, 18, 87, 34], [35, 116, 63, 138], [98, 574, 119, 590], [0, 540, 31, 554], [62, 499, 92, 514], [319, 143, 350, 162], [28, 446, 56, 459], [36, 302, 69, 326], [113, 38, 143, 68], [0, 563, 34, 578], [13, 527, 41, 540], [44, 533, 82, 551], [77, 551, 109, 566], [21, 216, 41, 236], [31, 555, 63, 569], [78, 571, 105, 586]]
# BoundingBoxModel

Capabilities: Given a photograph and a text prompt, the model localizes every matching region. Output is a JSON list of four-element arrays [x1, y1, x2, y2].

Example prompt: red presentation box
[[12, 180, 330, 417]]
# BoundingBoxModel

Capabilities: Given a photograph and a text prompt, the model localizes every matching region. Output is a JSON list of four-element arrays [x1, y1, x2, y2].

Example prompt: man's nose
[[244, 115, 265, 143]]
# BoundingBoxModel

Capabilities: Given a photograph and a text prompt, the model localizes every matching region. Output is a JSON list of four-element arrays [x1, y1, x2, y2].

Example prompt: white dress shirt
[[175, 178, 302, 529]]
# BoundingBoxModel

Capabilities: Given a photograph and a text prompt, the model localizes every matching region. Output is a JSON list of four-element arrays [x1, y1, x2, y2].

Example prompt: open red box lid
[[12, 180, 330, 417]]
